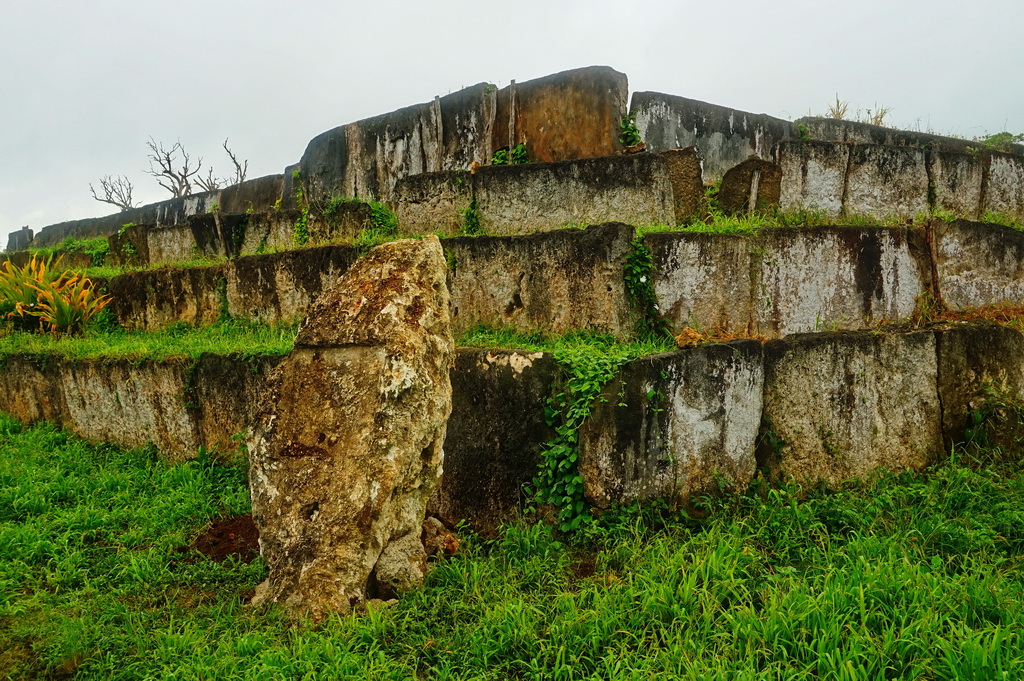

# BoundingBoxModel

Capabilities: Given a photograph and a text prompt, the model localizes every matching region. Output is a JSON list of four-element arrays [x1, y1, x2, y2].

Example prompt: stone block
[[935, 220, 1024, 308], [796, 116, 1024, 156], [393, 171, 473, 236], [308, 200, 373, 243], [844, 144, 929, 219], [108, 266, 225, 331], [6, 226, 33, 252], [659, 148, 704, 223], [982, 153, 1024, 220], [754, 227, 924, 336], [578, 341, 764, 508], [225, 245, 360, 325], [431, 349, 559, 537], [473, 154, 674, 235], [633, 91, 794, 180], [646, 231, 754, 334], [106, 223, 149, 267], [718, 157, 782, 215], [444, 223, 636, 337], [493, 66, 627, 163], [927, 150, 984, 219], [760, 330, 942, 486], [219, 174, 285, 214], [776, 140, 849, 215], [935, 323, 1024, 448]]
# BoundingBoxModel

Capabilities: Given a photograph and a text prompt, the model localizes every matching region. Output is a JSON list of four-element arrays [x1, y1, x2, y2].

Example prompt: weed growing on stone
[[28, 236, 110, 267], [490, 143, 528, 166], [623, 238, 673, 340], [3, 416, 1024, 678], [619, 114, 643, 147], [290, 170, 309, 247], [461, 199, 483, 236]]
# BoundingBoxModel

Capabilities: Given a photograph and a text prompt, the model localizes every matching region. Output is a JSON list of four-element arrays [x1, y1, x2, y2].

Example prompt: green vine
[[534, 339, 635, 533], [462, 199, 483, 236], [623, 238, 673, 340], [291, 169, 309, 247]]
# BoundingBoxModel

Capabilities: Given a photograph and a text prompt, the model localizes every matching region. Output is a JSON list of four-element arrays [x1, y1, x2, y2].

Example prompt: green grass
[[2, 415, 1024, 678], [456, 325, 675, 357], [0, 319, 296, 362], [27, 236, 110, 266]]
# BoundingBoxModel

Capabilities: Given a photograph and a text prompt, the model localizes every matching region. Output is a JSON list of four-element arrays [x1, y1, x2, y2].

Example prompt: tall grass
[[2, 414, 1023, 678]]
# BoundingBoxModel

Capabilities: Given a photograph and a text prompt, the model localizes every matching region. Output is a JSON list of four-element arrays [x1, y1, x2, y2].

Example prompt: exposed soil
[[178, 513, 260, 563]]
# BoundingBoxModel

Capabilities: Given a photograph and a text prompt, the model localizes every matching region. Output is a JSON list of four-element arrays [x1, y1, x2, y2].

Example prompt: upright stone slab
[[775, 140, 849, 215], [935, 220, 1024, 308], [248, 236, 454, 620], [760, 330, 941, 486], [927, 151, 983, 220], [718, 157, 782, 215], [982, 153, 1024, 221], [844, 145, 929, 219], [659, 148, 704, 223]]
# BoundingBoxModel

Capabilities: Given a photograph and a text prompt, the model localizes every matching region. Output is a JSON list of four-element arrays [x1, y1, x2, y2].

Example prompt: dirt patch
[[180, 514, 260, 563]]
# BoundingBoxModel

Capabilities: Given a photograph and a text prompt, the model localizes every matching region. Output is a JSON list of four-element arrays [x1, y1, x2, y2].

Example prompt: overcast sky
[[2, 0, 1022, 233]]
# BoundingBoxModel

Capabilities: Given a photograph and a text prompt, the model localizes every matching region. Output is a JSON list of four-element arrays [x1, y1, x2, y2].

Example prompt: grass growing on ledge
[[2, 415, 1024, 678], [0, 318, 296, 362], [455, 325, 676, 357]]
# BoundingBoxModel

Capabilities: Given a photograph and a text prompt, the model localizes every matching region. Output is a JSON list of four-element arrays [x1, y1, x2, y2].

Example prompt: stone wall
[[775, 141, 1024, 221], [631, 91, 795, 181]]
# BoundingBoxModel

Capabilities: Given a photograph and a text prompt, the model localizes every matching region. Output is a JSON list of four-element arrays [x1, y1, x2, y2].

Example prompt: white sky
[[2, 0, 1022, 232]]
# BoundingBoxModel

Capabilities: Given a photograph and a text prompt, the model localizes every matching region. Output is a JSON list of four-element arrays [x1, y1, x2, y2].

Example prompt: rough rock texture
[[219, 174, 285, 214], [935, 220, 1024, 308], [659, 148, 704, 223], [108, 266, 225, 331], [844, 145, 929, 218], [248, 237, 454, 620], [430, 349, 559, 537], [6, 226, 33, 252], [982, 153, 1024, 220], [632, 92, 794, 180], [225, 245, 360, 325], [444, 223, 636, 337], [473, 154, 674, 235], [307, 202, 373, 244], [795, 117, 1024, 156], [935, 323, 1024, 447], [579, 342, 764, 508], [718, 157, 782, 215], [760, 330, 942, 486], [646, 231, 754, 335], [927, 151, 984, 220], [754, 227, 924, 336], [393, 171, 473, 236], [775, 140, 849, 215], [493, 66, 627, 163]]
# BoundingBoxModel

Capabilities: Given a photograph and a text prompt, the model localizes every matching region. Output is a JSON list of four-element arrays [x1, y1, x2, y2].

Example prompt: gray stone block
[[935, 220, 1024, 308], [760, 330, 942, 486], [393, 171, 473, 236], [578, 341, 764, 508], [776, 140, 849, 215], [982, 153, 1024, 220], [927, 150, 984, 219], [844, 145, 929, 219]]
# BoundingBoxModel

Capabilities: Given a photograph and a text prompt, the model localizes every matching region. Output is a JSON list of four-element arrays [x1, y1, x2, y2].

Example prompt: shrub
[[0, 254, 110, 335]]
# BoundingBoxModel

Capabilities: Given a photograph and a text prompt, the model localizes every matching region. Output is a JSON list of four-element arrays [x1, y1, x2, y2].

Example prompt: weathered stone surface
[[6, 226, 33, 252], [248, 237, 453, 619], [760, 330, 941, 486], [659, 148, 704, 223], [225, 245, 360, 326], [107, 223, 150, 267], [795, 117, 1024, 156], [219, 174, 285, 214], [0, 355, 62, 424], [844, 145, 929, 218], [474, 154, 674, 235], [935, 323, 1024, 448], [147, 223, 199, 265], [192, 354, 284, 454], [633, 92, 794, 180], [754, 227, 924, 336], [108, 266, 225, 331], [299, 84, 494, 206], [493, 66, 627, 163], [393, 171, 473, 236], [579, 342, 764, 508], [982, 153, 1024, 220], [935, 220, 1024, 308], [718, 157, 782, 215], [308, 201, 373, 244], [430, 348, 558, 537], [646, 231, 754, 335], [444, 223, 636, 337], [927, 150, 984, 219], [775, 140, 849, 215]]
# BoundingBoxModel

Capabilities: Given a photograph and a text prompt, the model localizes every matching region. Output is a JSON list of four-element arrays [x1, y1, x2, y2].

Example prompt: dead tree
[[146, 138, 202, 197], [194, 139, 249, 192], [89, 175, 137, 211]]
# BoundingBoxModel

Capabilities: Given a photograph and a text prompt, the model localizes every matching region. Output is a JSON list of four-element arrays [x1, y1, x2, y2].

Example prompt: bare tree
[[194, 138, 249, 192], [89, 175, 137, 211], [146, 138, 202, 197]]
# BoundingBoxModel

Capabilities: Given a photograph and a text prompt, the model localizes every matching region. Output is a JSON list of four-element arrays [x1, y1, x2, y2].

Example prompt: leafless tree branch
[[146, 137, 202, 197], [222, 138, 248, 185], [89, 175, 137, 211]]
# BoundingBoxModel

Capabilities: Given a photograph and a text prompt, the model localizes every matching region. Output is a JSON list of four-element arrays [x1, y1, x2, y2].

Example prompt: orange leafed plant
[[0, 253, 110, 335]]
